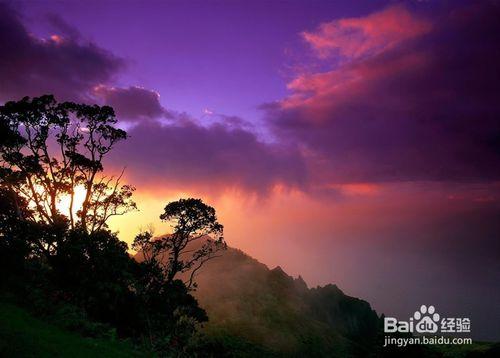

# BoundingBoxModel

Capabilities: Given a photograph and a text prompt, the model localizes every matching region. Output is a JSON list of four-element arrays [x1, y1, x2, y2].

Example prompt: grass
[[0, 301, 149, 357]]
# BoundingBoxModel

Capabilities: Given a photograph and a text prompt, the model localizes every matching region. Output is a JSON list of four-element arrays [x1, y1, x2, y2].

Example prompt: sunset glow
[[56, 185, 87, 218], [1, 0, 499, 344]]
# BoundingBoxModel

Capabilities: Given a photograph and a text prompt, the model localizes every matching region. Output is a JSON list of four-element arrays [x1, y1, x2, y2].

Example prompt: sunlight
[[57, 185, 87, 217]]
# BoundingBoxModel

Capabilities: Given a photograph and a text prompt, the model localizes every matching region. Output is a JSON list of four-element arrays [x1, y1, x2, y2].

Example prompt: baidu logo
[[384, 305, 470, 334], [413, 305, 440, 333]]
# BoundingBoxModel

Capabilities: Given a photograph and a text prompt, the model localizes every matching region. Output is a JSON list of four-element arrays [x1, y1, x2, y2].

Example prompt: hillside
[[0, 301, 147, 357], [2, 243, 496, 357], [137, 242, 382, 356]]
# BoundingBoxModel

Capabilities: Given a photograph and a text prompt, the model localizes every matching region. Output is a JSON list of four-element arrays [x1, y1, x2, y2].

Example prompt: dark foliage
[[133, 198, 226, 290], [0, 95, 214, 355]]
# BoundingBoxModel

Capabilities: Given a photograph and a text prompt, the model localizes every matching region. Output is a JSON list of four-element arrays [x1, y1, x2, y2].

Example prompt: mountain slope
[[180, 245, 381, 356]]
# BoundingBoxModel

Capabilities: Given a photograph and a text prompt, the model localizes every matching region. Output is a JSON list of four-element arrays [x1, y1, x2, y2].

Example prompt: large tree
[[0, 96, 213, 354], [0, 95, 136, 234]]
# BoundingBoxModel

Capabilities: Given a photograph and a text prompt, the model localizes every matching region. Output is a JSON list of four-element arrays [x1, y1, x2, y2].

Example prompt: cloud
[[94, 85, 171, 121], [266, 2, 500, 184], [46, 13, 81, 41], [0, 3, 306, 195], [302, 4, 431, 60], [4, 0, 499, 197], [0, 2, 123, 101], [110, 119, 307, 194]]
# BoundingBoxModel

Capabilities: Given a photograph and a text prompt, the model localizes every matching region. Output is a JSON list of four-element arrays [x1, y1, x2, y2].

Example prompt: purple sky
[[18, 0, 390, 120], [1, 0, 499, 340]]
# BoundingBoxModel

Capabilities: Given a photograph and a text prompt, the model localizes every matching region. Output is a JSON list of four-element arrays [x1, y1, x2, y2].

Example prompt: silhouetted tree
[[0, 95, 136, 235], [0, 95, 141, 333], [0, 96, 216, 355], [131, 198, 223, 352], [133, 198, 226, 290]]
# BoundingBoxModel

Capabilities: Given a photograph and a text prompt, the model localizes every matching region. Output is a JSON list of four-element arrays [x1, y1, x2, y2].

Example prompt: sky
[[1, 0, 499, 340]]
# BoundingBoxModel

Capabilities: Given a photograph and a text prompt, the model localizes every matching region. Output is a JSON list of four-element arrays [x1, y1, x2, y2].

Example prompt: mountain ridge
[[137, 239, 381, 356]]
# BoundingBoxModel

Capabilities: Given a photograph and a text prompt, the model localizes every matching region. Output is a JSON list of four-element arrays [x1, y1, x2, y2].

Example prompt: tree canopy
[[0, 95, 136, 233], [133, 198, 226, 290], [0, 95, 226, 355]]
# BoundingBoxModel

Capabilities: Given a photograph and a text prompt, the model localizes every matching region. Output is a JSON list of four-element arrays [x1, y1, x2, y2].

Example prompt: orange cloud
[[338, 183, 380, 196]]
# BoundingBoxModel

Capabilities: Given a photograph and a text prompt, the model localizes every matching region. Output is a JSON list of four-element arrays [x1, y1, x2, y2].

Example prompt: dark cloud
[[110, 120, 307, 193], [0, 2, 123, 101], [94, 85, 171, 121], [0, 3, 306, 194], [46, 13, 81, 41], [266, 2, 500, 183]]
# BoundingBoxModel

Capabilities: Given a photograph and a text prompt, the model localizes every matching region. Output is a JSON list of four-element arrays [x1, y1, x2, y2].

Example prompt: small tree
[[133, 198, 226, 290]]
